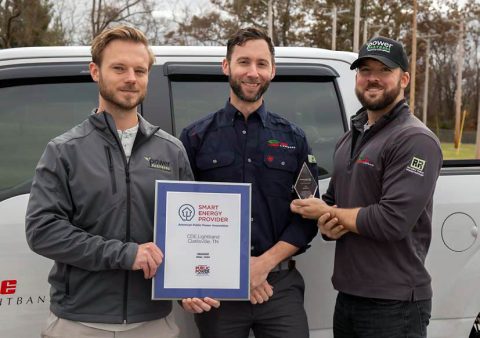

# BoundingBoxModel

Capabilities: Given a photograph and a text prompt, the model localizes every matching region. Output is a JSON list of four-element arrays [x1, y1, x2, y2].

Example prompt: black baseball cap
[[350, 36, 409, 72]]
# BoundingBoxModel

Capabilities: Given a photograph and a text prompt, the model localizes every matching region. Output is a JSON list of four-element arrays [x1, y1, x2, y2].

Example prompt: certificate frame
[[152, 180, 251, 300]]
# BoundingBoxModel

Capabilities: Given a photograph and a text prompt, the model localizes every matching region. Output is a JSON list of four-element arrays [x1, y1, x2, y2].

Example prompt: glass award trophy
[[294, 162, 318, 199]]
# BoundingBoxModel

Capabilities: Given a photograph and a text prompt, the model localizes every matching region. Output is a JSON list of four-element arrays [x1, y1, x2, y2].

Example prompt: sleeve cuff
[[355, 207, 368, 236], [122, 242, 139, 270]]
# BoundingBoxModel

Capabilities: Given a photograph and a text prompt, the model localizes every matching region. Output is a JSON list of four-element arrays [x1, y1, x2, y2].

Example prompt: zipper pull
[[105, 146, 114, 170]]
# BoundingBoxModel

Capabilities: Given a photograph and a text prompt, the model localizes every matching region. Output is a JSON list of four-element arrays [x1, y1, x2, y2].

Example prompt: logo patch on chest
[[144, 156, 171, 172], [356, 155, 374, 167], [267, 139, 296, 150]]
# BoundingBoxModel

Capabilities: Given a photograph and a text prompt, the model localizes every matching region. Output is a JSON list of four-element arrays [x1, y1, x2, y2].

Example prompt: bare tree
[[90, 0, 148, 38], [53, 0, 79, 44], [164, 0, 317, 46], [59, 0, 158, 44]]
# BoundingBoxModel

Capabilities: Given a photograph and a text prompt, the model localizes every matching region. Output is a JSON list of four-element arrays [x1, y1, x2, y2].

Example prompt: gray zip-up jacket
[[323, 100, 442, 301], [26, 111, 193, 323]]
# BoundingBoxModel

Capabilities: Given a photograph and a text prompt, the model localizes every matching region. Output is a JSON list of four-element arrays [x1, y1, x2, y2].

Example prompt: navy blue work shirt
[[180, 101, 318, 256]]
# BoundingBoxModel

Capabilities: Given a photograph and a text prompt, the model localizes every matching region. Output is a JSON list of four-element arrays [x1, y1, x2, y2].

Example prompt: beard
[[98, 77, 145, 111], [355, 79, 401, 111], [229, 76, 270, 103]]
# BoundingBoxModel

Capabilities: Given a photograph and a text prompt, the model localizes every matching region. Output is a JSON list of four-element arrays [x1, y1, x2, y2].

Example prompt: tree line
[[1, 0, 479, 140]]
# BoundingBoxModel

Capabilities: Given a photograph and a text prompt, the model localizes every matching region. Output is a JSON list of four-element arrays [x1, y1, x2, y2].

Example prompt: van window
[[433, 126, 480, 162], [170, 76, 345, 177], [170, 76, 229, 135], [0, 82, 97, 201]]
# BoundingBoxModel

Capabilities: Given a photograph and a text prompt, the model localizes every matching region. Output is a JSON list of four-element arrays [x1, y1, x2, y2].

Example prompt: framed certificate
[[152, 180, 251, 300]]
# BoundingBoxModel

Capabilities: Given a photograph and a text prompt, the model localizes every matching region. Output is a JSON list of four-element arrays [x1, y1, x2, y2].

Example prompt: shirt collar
[[117, 123, 139, 135], [351, 99, 408, 132], [221, 100, 268, 127], [352, 110, 368, 132], [90, 109, 160, 138]]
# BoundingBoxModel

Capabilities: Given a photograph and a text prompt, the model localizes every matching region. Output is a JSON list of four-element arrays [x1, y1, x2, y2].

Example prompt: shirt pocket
[[262, 153, 297, 197], [195, 151, 235, 181]]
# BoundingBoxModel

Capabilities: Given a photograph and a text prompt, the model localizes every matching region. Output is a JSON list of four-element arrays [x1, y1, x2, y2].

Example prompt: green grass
[[441, 142, 477, 160]]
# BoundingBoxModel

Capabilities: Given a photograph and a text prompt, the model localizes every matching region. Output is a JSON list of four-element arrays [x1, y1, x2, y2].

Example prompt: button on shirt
[[180, 101, 318, 256], [117, 124, 139, 162]]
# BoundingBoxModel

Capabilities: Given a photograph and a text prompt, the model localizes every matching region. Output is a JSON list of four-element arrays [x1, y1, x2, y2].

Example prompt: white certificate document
[[153, 181, 250, 300]]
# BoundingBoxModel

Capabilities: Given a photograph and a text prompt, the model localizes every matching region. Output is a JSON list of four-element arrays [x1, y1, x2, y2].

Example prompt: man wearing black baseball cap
[[350, 36, 409, 71], [290, 36, 443, 337]]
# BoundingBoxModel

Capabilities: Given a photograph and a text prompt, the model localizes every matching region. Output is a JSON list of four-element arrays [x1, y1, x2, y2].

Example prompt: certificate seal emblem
[[179, 204, 195, 221]]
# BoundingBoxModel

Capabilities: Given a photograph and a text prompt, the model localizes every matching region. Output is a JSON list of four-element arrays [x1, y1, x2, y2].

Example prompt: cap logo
[[367, 40, 393, 53]]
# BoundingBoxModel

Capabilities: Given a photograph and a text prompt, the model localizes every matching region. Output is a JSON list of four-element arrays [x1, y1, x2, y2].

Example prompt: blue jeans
[[333, 292, 431, 338]]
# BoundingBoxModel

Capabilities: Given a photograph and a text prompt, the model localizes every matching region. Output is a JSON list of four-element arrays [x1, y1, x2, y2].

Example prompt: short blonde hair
[[91, 25, 155, 69]]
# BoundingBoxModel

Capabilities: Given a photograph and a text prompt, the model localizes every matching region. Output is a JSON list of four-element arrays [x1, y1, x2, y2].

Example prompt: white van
[[0, 46, 478, 338]]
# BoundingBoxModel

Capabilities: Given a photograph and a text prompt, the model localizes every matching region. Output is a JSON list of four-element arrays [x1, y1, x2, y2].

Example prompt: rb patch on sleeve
[[406, 156, 426, 176]]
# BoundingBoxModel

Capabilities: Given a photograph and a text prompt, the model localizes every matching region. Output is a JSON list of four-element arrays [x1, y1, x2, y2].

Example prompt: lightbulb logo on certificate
[[153, 181, 250, 300]]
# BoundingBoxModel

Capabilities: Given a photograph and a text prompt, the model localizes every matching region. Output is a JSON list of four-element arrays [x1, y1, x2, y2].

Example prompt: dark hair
[[91, 25, 155, 69], [226, 27, 275, 63]]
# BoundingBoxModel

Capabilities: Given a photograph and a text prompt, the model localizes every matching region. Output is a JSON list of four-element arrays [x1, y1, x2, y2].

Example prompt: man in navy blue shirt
[[180, 27, 318, 338]]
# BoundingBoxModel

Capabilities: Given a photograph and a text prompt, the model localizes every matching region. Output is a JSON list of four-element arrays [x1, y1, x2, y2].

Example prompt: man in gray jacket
[[290, 37, 442, 338], [26, 25, 218, 338]]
